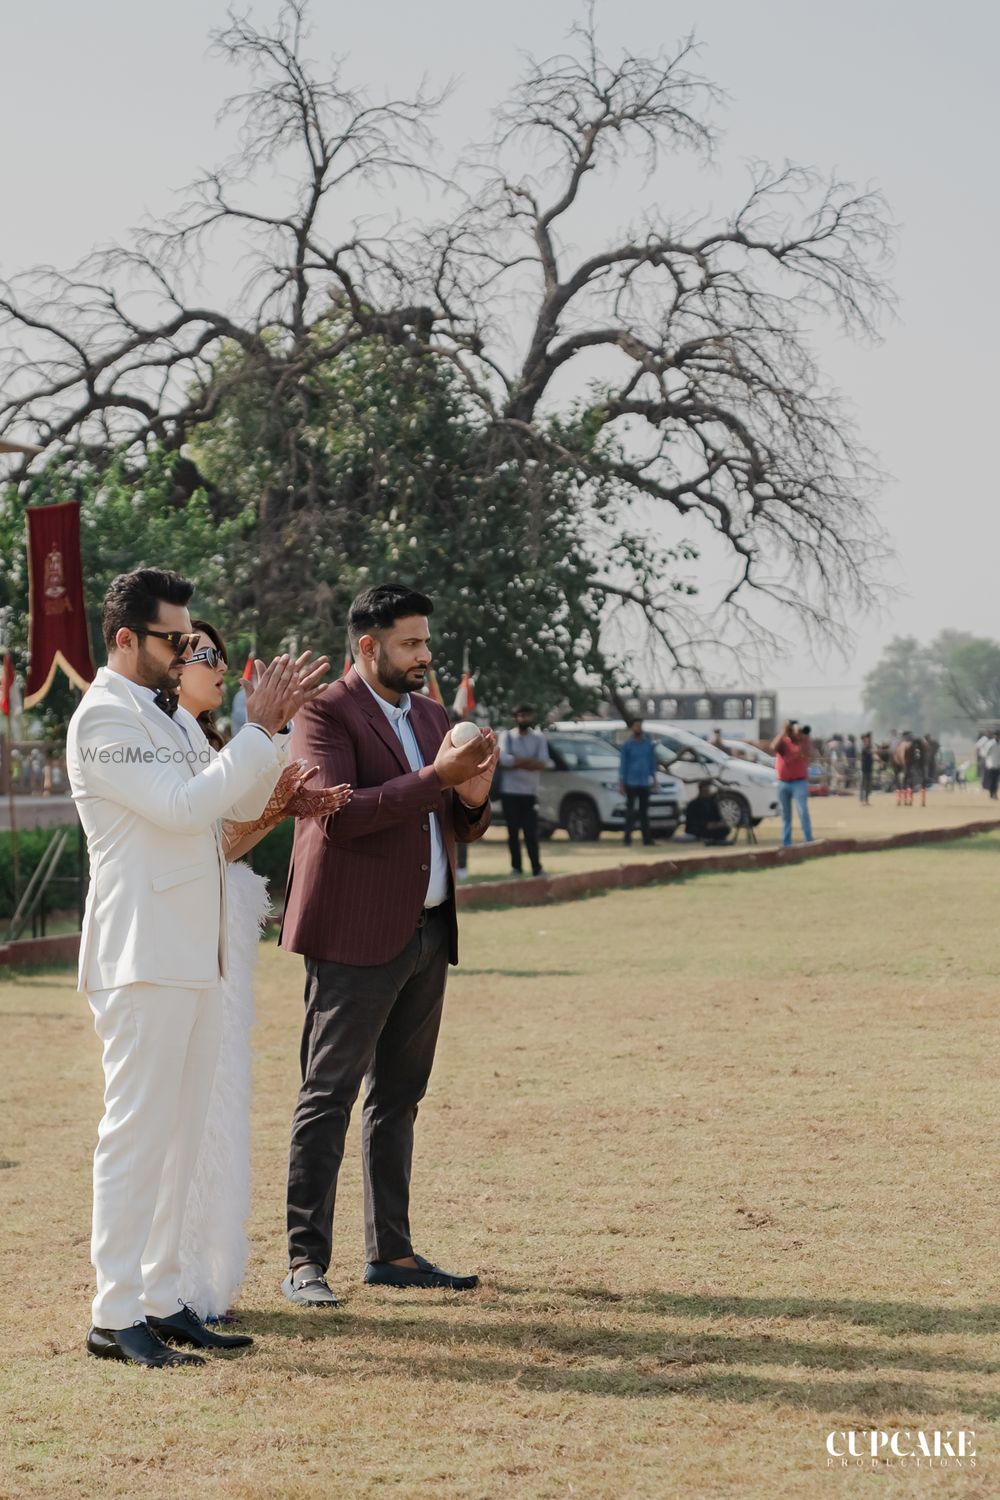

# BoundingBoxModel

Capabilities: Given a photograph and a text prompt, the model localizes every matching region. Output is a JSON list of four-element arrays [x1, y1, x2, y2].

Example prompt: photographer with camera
[[769, 718, 815, 848]]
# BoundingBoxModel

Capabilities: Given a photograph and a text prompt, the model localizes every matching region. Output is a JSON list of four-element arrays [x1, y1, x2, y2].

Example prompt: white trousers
[[87, 981, 222, 1329]]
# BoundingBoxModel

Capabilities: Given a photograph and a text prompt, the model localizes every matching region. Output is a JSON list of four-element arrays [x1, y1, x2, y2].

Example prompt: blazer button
[[421, 822, 430, 831], [420, 863, 429, 872]]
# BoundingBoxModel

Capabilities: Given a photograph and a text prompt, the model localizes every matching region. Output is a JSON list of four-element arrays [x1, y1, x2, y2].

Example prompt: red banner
[[1, 652, 13, 715], [24, 501, 95, 707]]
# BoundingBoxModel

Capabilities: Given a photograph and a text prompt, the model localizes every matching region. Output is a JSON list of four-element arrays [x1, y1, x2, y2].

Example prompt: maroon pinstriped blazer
[[279, 668, 491, 967]]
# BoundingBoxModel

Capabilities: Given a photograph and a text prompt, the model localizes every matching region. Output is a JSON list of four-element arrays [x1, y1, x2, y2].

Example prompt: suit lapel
[[410, 697, 445, 771], [100, 668, 197, 770], [346, 669, 410, 774]]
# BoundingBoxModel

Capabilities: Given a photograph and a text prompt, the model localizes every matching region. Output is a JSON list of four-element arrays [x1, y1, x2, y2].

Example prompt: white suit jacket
[[67, 666, 290, 994]]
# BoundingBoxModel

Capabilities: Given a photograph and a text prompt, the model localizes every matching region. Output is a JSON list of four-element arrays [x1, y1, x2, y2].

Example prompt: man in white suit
[[67, 568, 328, 1368]]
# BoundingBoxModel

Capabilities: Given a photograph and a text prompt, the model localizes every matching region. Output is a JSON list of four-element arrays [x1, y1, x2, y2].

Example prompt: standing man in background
[[618, 717, 658, 847], [770, 718, 814, 847], [982, 731, 1000, 799], [498, 704, 552, 877], [859, 731, 875, 805]]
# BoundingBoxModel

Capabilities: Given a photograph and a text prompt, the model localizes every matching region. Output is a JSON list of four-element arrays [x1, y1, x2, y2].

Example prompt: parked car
[[718, 738, 775, 769], [552, 721, 779, 830], [492, 732, 683, 841]]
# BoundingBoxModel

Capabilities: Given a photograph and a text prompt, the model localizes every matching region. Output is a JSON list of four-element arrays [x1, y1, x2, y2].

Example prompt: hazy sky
[[3, 1, 997, 714]]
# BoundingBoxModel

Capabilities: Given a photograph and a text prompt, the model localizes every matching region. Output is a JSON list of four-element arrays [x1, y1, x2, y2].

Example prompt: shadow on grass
[[241, 1295, 1000, 1417], [552, 1288, 1000, 1337], [453, 967, 581, 978]]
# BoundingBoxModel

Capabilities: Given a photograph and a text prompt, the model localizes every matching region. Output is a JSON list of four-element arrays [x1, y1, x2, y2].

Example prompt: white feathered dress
[[178, 858, 271, 1318]]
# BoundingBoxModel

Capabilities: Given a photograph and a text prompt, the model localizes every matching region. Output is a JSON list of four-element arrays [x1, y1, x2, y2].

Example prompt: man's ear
[[357, 632, 377, 661], [114, 626, 135, 652]]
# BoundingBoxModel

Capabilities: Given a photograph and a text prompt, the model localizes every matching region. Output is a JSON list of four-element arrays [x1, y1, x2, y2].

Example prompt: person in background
[[982, 731, 1000, 799], [448, 707, 472, 881], [859, 731, 874, 805], [618, 717, 658, 847], [769, 718, 815, 847], [498, 704, 552, 877], [709, 728, 726, 751], [976, 729, 993, 787], [684, 781, 731, 844]]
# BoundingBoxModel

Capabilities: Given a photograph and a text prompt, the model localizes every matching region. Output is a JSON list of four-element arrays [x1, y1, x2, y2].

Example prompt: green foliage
[[245, 817, 293, 896], [1, 332, 695, 723], [861, 636, 935, 733], [189, 331, 623, 715], [0, 448, 256, 731], [0, 825, 82, 921], [863, 631, 1000, 734]]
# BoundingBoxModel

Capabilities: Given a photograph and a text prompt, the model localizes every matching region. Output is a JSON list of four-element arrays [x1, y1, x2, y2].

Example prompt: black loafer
[[281, 1265, 341, 1307], [148, 1303, 252, 1351], [86, 1322, 205, 1368], [363, 1253, 479, 1291]]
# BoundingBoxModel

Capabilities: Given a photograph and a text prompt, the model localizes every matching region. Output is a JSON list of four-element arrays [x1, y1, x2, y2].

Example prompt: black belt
[[416, 905, 447, 928]]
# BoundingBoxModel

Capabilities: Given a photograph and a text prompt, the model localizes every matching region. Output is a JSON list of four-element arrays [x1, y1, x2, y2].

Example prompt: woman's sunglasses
[[185, 646, 228, 671]]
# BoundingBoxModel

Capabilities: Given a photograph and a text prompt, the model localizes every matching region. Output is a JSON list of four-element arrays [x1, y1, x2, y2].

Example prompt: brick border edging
[[454, 818, 1000, 911], [0, 933, 81, 970]]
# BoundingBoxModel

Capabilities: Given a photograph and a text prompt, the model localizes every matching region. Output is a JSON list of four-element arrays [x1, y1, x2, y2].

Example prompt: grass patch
[[1, 837, 997, 1497]]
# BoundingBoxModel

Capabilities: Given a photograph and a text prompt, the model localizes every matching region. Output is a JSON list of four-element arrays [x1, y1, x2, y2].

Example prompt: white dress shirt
[[361, 676, 449, 907]]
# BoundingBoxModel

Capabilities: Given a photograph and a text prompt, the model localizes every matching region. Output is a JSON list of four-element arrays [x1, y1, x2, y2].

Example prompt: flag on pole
[[242, 654, 255, 683], [425, 667, 445, 707], [24, 500, 95, 707], [1, 652, 13, 716], [452, 645, 476, 716]]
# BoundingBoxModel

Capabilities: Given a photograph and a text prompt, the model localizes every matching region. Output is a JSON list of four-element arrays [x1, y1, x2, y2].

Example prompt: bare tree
[[411, 9, 894, 671], [0, 1, 894, 679]]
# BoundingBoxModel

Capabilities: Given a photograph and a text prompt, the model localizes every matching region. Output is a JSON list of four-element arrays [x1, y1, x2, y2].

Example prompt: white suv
[[493, 732, 683, 841], [552, 721, 779, 829]]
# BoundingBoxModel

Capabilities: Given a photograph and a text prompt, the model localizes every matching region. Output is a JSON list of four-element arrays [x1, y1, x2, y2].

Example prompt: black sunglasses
[[185, 646, 227, 670], [132, 626, 199, 655]]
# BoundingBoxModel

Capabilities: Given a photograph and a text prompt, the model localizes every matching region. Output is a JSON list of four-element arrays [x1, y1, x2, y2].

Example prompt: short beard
[[374, 648, 423, 697], [135, 643, 180, 694]]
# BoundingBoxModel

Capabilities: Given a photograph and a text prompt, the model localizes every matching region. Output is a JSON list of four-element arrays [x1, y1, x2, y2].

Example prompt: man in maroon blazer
[[279, 583, 497, 1303]]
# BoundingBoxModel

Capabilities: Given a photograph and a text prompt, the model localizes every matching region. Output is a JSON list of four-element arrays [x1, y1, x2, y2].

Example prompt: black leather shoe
[[148, 1303, 252, 1351], [86, 1322, 205, 1368], [363, 1253, 479, 1291]]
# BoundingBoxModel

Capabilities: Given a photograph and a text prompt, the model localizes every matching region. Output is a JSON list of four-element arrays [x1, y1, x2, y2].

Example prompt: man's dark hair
[[628, 716, 643, 728], [347, 583, 433, 651], [101, 568, 194, 651], [514, 703, 534, 716]]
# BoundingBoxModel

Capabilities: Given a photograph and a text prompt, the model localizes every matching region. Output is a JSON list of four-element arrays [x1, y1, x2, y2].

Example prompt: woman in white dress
[[174, 622, 350, 1319]]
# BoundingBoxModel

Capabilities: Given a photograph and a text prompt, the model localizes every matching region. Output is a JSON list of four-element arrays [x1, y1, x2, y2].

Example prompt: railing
[[0, 738, 69, 797]]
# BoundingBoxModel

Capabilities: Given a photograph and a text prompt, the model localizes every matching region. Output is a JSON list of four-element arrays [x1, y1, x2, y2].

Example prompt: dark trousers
[[286, 906, 450, 1270], [987, 768, 1000, 799], [623, 786, 653, 844], [502, 793, 541, 874], [860, 768, 873, 803]]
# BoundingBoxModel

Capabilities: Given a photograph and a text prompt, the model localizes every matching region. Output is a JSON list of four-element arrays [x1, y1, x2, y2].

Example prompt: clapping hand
[[284, 763, 352, 820], [245, 651, 331, 735]]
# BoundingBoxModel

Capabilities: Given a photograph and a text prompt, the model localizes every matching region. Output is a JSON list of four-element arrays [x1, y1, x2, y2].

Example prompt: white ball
[[451, 720, 482, 747]]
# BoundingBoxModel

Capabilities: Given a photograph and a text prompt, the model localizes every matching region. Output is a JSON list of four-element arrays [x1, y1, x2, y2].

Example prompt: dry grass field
[[1, 832, 998, 1499]]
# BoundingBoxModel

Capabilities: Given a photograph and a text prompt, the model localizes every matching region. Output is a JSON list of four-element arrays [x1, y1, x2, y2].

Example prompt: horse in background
[[893, 733, 935, 806]]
